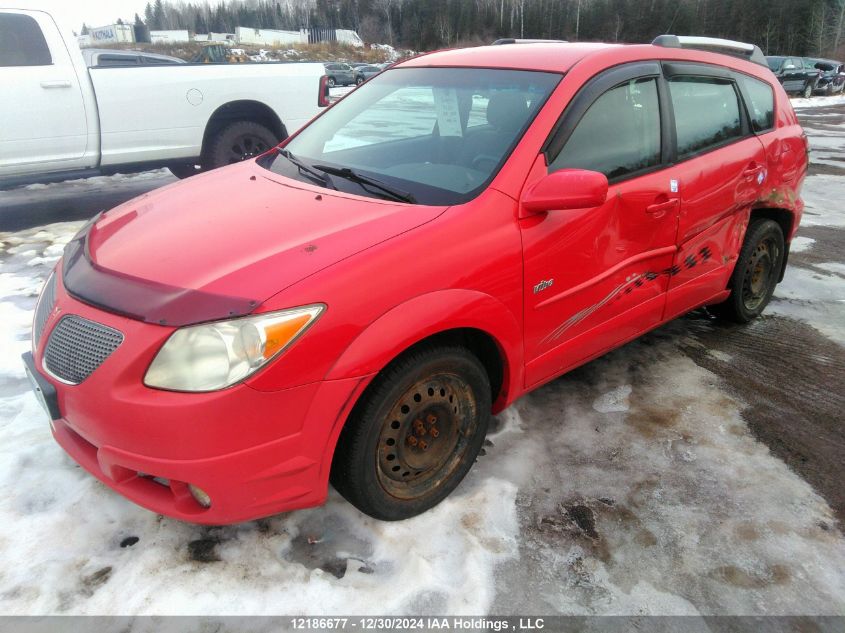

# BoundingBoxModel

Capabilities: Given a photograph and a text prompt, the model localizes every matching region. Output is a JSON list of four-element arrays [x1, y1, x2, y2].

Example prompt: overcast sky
[[21, 0, 168, 31]]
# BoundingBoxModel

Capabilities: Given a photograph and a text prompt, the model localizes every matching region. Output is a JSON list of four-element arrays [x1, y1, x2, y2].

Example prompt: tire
[[711, 219, 785, 324], [327, 76, 336, 87], [168, 163, 202, 179], [803, 82, 813, 99], [203, 121, 279, 170], [356, 76, 364, 85], [330, 345, 491, 521]]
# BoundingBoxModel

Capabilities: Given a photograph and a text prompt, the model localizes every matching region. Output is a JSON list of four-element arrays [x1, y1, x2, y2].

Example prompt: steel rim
[[375, 373, 478, 500], [227, 134, 270, 164], [741, 236, 779, 311]]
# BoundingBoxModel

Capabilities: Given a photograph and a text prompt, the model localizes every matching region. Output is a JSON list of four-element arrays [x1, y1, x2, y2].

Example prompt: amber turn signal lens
[[262, 314, 313, 359]]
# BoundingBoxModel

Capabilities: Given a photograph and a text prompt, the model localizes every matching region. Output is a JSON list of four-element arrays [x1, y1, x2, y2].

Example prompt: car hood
[[62, 162, 447, 326]]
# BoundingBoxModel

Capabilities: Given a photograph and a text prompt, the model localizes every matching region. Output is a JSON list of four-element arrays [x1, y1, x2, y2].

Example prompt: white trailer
[[89, 23, 135, 45], [210, 32, 236, 44], [150, 29, 190, 44], [235, 26, 305, 46], [336, 29, 364, 47]]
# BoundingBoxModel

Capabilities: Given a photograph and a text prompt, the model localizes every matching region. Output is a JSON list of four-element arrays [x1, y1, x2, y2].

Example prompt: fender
[[325, 289, 525, 410]]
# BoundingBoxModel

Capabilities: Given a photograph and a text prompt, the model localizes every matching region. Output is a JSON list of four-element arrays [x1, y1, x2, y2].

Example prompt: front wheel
[[803, 82, 813, 99], [711, 219, 785, 323], [356, 76, 364, 85], [327, 76, 336, 87], [331, 346, 491, 521]]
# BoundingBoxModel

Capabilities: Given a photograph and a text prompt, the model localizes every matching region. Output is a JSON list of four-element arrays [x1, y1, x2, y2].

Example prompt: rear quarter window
[[0, 13, 52, 66], [738, 75, 775, 133]]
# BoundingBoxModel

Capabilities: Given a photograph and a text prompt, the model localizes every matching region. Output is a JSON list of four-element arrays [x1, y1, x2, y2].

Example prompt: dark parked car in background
[[354, 64, 382, 84], [766, 56, 820, 97], [323, 62, 355, 87], [805, 58, 845, 95]]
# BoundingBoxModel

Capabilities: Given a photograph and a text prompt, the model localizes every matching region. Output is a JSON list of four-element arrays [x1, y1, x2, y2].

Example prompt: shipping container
[[150, 30, 190, 44]]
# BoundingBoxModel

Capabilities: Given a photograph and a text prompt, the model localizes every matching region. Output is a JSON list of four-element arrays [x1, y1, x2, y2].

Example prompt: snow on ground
[[798, 174, 845, 228], [17, 169, 171, 194], [0, 104, 844, 617], [769, 259, 845, 346], [789, 94, 845, 109]]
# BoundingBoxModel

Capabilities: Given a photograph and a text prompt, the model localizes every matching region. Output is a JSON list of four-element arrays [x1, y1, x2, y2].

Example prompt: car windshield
[[766, 56, 784, 71], [260, 67, 560, 205]]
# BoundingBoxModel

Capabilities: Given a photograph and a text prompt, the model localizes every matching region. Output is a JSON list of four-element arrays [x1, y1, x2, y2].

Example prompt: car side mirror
[[521, 169, 609, 215]]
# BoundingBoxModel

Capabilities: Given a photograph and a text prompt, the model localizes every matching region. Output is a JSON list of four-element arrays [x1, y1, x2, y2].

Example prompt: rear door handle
[[646, 199, 679, 218], [743, 164, 765, 182], [40, 80, 72, 89]]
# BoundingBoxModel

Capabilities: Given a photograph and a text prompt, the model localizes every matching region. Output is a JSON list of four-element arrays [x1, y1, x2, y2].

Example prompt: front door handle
[[40, 80, 72, 89], [646, 199, 679, 219]]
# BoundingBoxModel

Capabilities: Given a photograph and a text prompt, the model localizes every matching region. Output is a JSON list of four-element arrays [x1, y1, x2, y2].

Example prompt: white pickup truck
[[0, 7, 328, 187]]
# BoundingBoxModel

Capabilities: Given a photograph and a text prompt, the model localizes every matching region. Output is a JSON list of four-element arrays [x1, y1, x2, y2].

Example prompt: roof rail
[[652, 34, 767, 67], [492, 38, 568, 45]]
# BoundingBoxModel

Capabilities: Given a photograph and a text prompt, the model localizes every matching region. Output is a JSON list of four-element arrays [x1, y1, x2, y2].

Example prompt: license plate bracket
[[22, 352, 61, 421]]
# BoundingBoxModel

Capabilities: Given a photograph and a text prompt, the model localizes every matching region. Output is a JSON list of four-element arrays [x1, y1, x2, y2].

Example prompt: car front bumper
[[27, 274, 368, 524]]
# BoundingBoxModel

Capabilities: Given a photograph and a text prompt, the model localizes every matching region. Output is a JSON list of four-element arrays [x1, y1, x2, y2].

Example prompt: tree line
[[122, 0, 845, 57]]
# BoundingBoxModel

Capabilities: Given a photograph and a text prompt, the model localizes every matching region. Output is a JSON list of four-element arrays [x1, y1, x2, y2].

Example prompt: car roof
[[398, 41, 771, 75], [400, 42, 619, 72]]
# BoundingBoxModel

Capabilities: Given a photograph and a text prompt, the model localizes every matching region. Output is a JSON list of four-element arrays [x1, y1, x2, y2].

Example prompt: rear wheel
[[356, 76, 364, 85], [711, 219, 785, 323], [331, 346, 491, 520], [204, 121, 279, 170], [803, 82, 813, 99], [327, 76, 336, 87]]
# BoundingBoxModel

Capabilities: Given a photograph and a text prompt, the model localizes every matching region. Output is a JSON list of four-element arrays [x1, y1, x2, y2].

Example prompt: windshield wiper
[[311, 164, 416, 204], [278, 149, 336, 189]]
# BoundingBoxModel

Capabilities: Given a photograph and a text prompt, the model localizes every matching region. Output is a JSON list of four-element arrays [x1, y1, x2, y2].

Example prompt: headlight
[[144, 304, 324, 392]]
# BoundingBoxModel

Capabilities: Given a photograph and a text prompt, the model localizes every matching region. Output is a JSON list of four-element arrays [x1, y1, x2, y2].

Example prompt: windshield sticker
[[434, 88, 463, 137]]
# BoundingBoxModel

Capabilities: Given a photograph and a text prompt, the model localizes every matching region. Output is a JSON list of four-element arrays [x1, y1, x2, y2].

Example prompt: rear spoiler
[[652, 35, 767, 67]]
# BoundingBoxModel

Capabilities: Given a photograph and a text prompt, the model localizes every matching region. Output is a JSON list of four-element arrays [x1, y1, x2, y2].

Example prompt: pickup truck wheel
[[803, 83, 813, 99], [331, 346, 491, 521], [711, 219, 785, 324], [205, 121, 279, 170]]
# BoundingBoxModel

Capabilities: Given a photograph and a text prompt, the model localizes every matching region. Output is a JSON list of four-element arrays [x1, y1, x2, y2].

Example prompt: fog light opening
[[188, 484, 212, 509]]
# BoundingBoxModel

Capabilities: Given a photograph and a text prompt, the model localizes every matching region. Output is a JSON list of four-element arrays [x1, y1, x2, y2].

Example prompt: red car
[[24, 35, 807, 524]]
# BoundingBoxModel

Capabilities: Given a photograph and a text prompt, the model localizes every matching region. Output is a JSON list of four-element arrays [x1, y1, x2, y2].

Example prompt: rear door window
[[669, 77, 743, 159], [549, 77, 662, 181], [0, 13, 52, 66]]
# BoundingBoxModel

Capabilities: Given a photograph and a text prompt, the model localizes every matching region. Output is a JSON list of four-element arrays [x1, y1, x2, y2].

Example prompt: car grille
[[43, 316, 124, 385], [33, 272, 57, 347]]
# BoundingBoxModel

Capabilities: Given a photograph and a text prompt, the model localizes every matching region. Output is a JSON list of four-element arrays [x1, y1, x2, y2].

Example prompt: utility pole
[[576, 0, 581, 41]]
